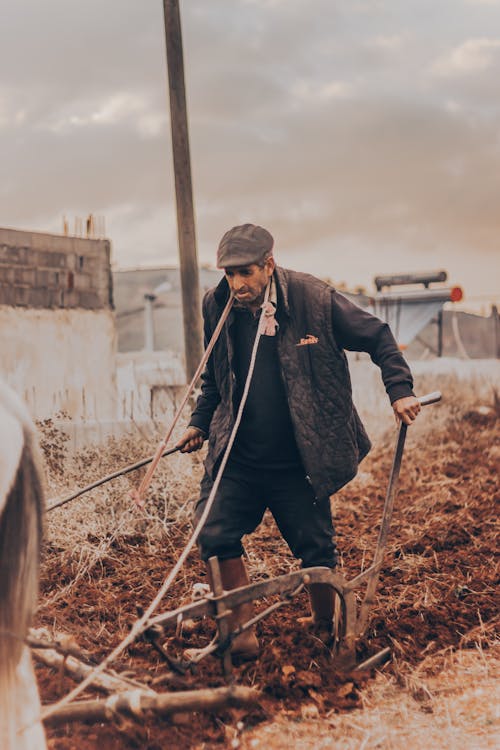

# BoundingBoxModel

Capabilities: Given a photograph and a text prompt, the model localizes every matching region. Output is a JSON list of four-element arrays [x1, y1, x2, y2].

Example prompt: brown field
[[35, 377, 499, 749]]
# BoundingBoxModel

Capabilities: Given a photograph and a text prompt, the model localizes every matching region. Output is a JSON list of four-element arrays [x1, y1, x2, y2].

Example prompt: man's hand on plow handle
[[392, 395, 421, 425]]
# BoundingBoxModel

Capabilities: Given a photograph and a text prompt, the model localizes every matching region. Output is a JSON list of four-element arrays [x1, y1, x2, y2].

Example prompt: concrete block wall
[[0, 227, 113, 309]]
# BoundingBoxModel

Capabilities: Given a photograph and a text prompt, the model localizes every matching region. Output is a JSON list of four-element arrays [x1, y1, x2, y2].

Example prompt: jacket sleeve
[[330, 290, 415, 404], [188, 293, 222, 435]]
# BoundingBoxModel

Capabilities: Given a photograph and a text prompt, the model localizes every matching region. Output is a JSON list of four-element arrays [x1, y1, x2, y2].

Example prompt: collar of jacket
[[213, 266, 291, 317]]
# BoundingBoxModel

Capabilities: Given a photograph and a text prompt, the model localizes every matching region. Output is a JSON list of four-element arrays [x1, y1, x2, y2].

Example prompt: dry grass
[[44, 426, 203, 542], [41, 424, 204, 611]]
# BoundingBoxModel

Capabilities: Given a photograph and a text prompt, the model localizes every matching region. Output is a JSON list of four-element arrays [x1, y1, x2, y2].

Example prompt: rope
[[103, 694, 121, 722], [132, 293, 235, 507], [39, 282, 271, 725], [125, 689, 144, 717]]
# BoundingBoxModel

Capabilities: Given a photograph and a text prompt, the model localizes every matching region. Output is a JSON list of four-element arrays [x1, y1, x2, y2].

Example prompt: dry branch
[[43, 686, 262, 727], [31, 641, 155, 696]]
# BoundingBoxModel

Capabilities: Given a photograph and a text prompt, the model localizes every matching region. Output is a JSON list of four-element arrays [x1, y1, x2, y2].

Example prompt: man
[[177, 223, 420, 660]]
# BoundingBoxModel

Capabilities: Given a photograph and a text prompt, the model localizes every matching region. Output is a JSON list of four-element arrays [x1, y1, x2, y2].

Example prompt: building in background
[[0, 227, 116, 421], [113, 266, 498, 361], [113, 266, 222, 354]]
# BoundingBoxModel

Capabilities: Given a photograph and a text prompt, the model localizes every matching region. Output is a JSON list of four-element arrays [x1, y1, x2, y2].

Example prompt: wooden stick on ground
[[32, 646, 155, 696], [43, 686, 262, 726]]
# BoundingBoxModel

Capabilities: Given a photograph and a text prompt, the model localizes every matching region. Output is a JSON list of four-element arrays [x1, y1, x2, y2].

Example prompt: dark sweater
[[230, 308, 302, 470]]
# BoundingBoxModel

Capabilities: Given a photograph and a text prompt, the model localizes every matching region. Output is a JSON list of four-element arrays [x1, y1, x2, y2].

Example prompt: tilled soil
[[36, 406, 499, 749]]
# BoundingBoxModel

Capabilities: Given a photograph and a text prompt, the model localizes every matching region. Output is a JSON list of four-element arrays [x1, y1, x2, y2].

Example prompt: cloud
[[431, 38, 500, 76], [291, 79, 355, 102], [42, 93, 166, 136], [1, 0, 499, 304], [189, 92, 500, 266], [371, 35, 405, 51]]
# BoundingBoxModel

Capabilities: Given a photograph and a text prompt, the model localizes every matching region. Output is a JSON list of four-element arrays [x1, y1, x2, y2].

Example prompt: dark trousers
[[194, 460, 338, 568]]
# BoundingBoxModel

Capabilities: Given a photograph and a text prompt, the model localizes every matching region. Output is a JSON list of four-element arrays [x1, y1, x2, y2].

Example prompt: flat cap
[[216, 223, 274, 268]]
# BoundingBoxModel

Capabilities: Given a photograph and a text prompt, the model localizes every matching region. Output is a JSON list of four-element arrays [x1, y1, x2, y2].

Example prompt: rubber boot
[[298, 583, 336, 644], [184, 557, 259, 663], [218, 557, 260, 660]]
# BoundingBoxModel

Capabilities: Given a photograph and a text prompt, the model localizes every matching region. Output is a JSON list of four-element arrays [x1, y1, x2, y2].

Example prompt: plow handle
[[357, 389, 442, 635], [418, 391, 442, 407]]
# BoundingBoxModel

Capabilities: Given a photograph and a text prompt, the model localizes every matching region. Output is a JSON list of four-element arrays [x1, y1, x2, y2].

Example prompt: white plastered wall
[[0, 306, 117, 421]]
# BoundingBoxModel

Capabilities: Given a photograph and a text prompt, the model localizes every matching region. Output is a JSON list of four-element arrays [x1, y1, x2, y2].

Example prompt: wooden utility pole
[[163, 0, 203, 380], [437, 309, 443, 357], [492, 304, 500, 359]]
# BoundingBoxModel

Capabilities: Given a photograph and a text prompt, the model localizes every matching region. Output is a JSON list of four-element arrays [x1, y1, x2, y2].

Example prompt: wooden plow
[[32, 561, 381, 727], [143, 391, 442, 679], [146, 561, 384, 679]]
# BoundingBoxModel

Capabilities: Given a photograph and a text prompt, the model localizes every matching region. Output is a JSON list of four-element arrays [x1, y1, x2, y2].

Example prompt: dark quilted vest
[[203, 266, 371, 497]]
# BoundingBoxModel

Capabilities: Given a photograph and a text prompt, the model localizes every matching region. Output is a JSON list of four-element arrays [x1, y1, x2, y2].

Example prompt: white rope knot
[[104, 690, 145, 721], [259, 300, 278, 336], [104, 694, 120, 721], [126, 689, 145, 717]]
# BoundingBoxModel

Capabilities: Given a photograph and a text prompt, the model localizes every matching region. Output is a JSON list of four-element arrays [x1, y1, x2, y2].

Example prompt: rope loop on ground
[[126, 689, 145, 717], [104, 694, 121, 722]]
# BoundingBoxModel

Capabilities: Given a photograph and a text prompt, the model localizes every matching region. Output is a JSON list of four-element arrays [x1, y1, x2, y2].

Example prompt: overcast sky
[[1, 0, 499, 309]]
